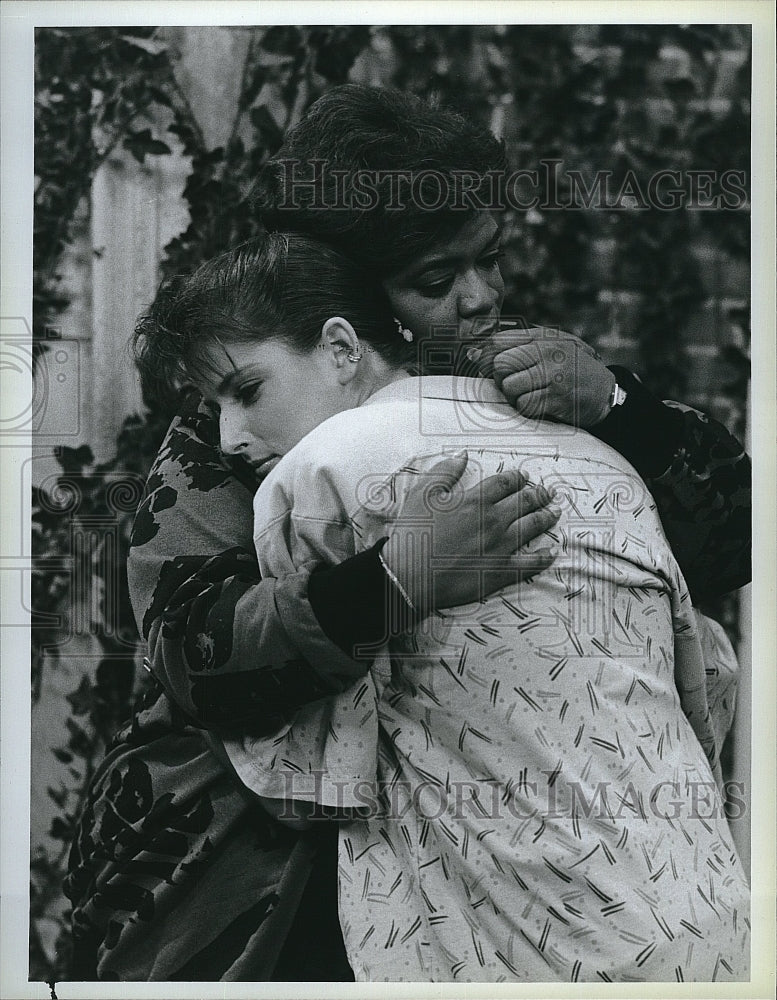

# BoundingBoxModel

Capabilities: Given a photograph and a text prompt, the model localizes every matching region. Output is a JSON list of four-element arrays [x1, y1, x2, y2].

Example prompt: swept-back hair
[[134, 231, 410, 403], [255, 84, 507, 271]]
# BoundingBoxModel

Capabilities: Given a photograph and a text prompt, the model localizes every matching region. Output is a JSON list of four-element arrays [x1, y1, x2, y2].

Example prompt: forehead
[[189, 337, 293, 398], [388, 213, 501, 278]]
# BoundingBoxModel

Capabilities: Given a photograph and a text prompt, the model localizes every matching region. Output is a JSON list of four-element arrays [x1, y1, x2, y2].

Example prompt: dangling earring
[[346, 347, 363, 363], [394, 317, 414, 343]]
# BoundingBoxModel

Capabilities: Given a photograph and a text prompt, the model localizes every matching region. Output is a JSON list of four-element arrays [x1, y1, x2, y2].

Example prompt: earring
[[346, 348, 363, 363], [394, 317, 414, 343]]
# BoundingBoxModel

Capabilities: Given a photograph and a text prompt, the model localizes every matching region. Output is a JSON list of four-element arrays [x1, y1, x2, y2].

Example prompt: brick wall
[[534, 27, 749, 431], [358, 24, 751, 435]]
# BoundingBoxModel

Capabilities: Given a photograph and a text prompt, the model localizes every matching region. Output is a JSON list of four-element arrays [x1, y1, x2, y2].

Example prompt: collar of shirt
[[363, 375, 510, 409]]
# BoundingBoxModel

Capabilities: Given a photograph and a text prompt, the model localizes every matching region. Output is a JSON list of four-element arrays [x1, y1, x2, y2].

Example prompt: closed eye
[[478, 247, 505, 269], [235, 381, 262, 405], [413, 273, 455, 297]]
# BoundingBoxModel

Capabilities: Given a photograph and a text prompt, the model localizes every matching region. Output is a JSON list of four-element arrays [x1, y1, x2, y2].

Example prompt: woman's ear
[[320, 317, 362, 382]]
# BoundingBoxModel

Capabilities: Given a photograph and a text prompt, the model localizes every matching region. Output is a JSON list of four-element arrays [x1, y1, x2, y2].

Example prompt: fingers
[[491, 347, 560, 396], [498, 343, 614, 425], [486, 327, 544, 352], [510, 547, 556, 580], [496, 363, 550, 400], [490, 332, 600, 383], [476, 477, 562, 559], [421, 449, 468, 495], [544, 330, 599, 359], [506, 505, 561, 548], [494, 480, 552, 516], [577, 338, 600, 359], [477, 337, 535, 379], [503, 385, 565, 421], [478, 467, 529, 503], [472, 547, 557, 596]]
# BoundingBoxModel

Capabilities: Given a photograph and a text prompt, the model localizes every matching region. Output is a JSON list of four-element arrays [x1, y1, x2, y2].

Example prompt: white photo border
[[2, 2, 774, 998]]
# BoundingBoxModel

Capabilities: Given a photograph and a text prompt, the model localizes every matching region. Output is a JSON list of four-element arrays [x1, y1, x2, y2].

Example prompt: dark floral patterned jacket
[[64, 369, 751, 981]]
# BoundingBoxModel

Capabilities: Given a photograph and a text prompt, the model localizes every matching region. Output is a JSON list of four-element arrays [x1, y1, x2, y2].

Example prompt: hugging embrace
[[65, 86, 751, 983]]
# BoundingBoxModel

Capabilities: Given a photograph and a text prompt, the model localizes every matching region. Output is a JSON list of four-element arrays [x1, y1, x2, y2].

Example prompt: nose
[[457, 269, 500, 318], [219, 405, 251, 456]]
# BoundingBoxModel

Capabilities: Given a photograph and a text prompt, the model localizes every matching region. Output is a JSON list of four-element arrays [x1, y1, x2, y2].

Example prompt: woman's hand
[[475, 328, 616, 428], [381, 450, 560, 615]]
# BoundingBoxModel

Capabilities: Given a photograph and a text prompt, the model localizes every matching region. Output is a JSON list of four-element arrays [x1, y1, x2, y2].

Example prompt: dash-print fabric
[[229, 376, 749, 983]]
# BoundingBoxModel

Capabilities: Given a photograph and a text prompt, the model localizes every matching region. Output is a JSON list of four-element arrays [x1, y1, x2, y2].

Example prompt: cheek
[[268, 417, 310, 455], [250, 397, 298, 451], [288, 377, 344, 441], [393, 293, 456, 338]]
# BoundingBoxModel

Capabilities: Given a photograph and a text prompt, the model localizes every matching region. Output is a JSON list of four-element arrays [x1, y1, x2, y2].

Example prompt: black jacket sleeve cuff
[[589, 366, 684, 479], [307, 540, 395, 660]]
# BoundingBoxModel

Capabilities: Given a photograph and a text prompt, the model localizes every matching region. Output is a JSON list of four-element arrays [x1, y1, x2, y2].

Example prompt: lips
[[453, 317, 500, 374], [458, 315, 500, 342], [250, 455, 281, 480]]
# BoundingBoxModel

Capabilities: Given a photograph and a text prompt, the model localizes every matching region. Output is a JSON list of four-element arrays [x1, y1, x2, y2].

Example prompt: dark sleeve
[[308, 539, 416, 657], [589, 366, 751, 602], [127, 393, 390, 736]]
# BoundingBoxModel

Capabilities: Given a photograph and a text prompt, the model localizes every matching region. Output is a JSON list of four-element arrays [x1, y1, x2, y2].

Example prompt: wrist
[[609, 380, 628, 411], [600, 375, 628, 422], [589, 366, 684, 476], [380, 533, 428, 625], [593, 369, 619, 424], [378, 544, 417, 613]]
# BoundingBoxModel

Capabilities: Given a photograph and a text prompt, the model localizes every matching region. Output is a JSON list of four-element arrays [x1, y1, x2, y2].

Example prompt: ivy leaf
[[65, 716, 93, 755], [148, 84, 175, 109], [309, 26, 371, 83], [47, 785, 68, 808], [66, 675, 94, 716], [249, 106, 283, 151], [123, 128, 172, 164], [254, 50, 295, 68], [260, 25, 303, 56], [119, 34, 168, 57], [49, 816, 75, 841], [57, 444, 93, 474]]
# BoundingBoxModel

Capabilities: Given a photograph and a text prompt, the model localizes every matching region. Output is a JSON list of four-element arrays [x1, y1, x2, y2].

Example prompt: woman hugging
[[138, 229, 749, 983], [65, 85, 750, 983]]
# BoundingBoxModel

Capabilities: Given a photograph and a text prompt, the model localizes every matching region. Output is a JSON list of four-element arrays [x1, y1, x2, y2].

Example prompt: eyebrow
[[216, 364, 264, 395], [216, 372, 239, 394], [403, 229, 502, 277]]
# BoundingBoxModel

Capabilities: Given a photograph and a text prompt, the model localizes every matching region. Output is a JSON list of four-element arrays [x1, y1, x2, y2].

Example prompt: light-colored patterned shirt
[[227, 376, 748, 983]]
